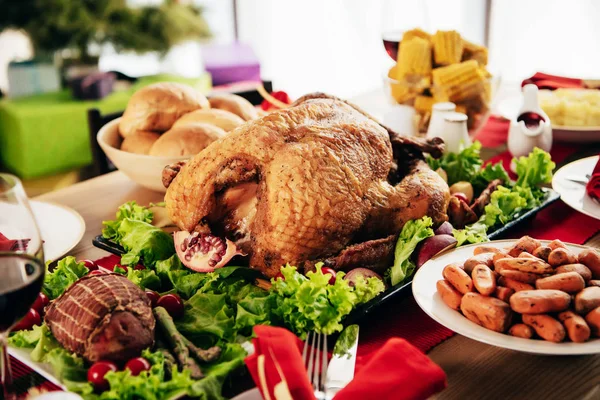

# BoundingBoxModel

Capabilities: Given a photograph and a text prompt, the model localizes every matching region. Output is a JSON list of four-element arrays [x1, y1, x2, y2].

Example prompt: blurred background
[[1, 0, 599, 194]]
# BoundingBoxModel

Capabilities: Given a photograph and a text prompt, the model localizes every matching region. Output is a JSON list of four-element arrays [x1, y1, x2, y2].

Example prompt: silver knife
[[565, 175, 589, 185], [325, 325, 359, 399]]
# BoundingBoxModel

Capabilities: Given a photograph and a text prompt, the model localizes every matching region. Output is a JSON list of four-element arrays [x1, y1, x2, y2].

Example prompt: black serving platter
[[93, 188, 560, 325]]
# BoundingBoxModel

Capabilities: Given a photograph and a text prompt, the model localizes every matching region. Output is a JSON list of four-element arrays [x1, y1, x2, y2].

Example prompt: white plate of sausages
[[412, 238, 600, 355]]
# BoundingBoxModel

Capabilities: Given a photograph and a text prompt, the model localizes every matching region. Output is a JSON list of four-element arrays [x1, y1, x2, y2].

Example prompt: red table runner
[[11, 116, 600, 397]]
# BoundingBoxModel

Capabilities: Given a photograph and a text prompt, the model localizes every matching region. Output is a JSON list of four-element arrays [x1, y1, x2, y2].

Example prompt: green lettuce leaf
[[472, 162, 511, 192], [267, 264, 384, 338], [117, 219, 174, 267], [389, 216, 434, 286], [483, 185, 528, 228], [43, 256, 88, 299], [8, 324, 46, 348], [102, 201, 153, 242], [176, 293, 236, 347], [453, 218, 489, 246], [514, 147, 556, 188], [427, 141, 483, 185], [352, 276, 386, 303], [126, 268, 162, 290]]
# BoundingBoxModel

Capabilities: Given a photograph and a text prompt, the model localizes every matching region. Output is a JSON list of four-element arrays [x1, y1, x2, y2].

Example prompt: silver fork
[[302, 332, 328, 400]]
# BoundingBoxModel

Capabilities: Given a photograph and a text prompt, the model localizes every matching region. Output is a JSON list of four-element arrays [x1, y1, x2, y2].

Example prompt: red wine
[[517, 112, 545, 129], [0, 254, 44, 332], [382, 31, 403, 61]]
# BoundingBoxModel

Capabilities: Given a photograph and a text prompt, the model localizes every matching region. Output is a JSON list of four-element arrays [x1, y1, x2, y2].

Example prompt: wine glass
[[0, 174, 45, 399], [381, 0, 431, 62]]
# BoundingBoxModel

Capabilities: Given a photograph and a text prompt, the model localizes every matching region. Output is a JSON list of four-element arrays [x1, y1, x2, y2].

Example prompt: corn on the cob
[[432, 30, 463, 65], [403, 28, 431, 42], [432, 60, 484, 102], [462, 39, 488, 66], [414, 95, 435, 113], [390, 81, 419, 103], [397, 37, 432, 78]]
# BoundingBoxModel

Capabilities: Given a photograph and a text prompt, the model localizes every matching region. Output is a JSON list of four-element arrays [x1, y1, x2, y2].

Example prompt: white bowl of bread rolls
[[97, 82, 258, 192]]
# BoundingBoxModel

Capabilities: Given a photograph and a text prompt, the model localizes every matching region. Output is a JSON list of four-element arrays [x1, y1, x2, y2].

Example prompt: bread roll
[[149, 123, 225, 157], [120, 131, 160, 155], [208, 94, 258, 121], [119, 82, 210, 138], [173, 109, 244, 132]]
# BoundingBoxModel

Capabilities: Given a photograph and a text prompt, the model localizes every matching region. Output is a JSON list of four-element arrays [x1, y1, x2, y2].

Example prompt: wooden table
[[36, 169, 600, 400]]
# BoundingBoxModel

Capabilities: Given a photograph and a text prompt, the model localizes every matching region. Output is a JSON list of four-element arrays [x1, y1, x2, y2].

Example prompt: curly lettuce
[[427, 142, 484, 185], [102, 201, 153, 242], [388, 216, 434, 286], [43, 256, 88, 299], [116, 219, 174, 267]]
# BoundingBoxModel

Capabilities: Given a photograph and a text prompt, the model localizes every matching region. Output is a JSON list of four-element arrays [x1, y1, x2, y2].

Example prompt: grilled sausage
[[507, 236, 542, 257], [532, 246, 552, 262], [522, 314, 566, 343], [585, 307, 600, 337], [460, 293, 512, 333], [443, 264, 473, 295], [498, 277, 534, 292], [555, 264, 592, 282], [558, 311, 591, 343], [510, 290, 571, 314], [494, 286, 515, 303], [548, 248, 577, 267], [437, 280, 463, 310], [578, 249, 600, 279], [508, 323, 534, 339], [535, 272, 586, 293], [472, 264, 497, 296], [574, 287, 600, 315], [494, 257, 553, 274], [464, 253, 495, 274]]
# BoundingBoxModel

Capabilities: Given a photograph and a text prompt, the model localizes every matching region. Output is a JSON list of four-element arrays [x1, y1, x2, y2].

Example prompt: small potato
[[585, 307, 600, 337], [533, 246, 552, 262], [494, 286, 515, 303], [574, 286, 600, 315], [558, 311, 591, 343], [464, 253, 494, 274], [548, 239, 567, 250], [473, 246, 503, 256], [578, 249, 600, 279], [498, 277, 534, 292], [555, 263, 592, 282], [588, 280, 600, 287], [535, 272, 586, 293], [507, 236, 542, 257], [437, 280, 463, 310], [522, 314, 566, 342], [497, 269, 540, 284], [548, 248, 577, 267], [472, 264, 497, 296], [510, 290, 571, 314], [493, 252, 512, 265], [508, 323, 534, 339], [495, 257, 553, 275], [443, 264, 473, 295], [460, 292, 513, 332]]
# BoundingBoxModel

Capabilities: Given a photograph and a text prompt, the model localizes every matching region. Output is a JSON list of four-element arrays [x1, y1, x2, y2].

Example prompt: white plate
[[496, 96, 600, 143], [552, 156, 600, 221], [31, 201, 86, 261], [9, 346, 66, 389], [412, 239, 600, 355]]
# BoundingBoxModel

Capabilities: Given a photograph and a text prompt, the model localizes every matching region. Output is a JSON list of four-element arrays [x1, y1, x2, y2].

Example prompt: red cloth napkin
[[521, 72, 583, 90], [245, 326, 447, 400], [586, 156, 600, 201], [0, 231, 15, 251]]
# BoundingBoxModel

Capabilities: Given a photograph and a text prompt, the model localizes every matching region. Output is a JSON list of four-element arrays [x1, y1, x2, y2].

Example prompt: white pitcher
[[507, 84, 553, 161], [426, 102, 456, 140], [439, 111, 472, 153]]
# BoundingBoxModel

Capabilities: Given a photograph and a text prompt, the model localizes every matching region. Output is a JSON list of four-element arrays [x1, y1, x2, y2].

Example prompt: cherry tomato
[[157, 294, 184, 319], [124, 357, 151, 376], [88, 361, 118, 391], [12, 308, 41, 332], [89, 270, 106, 276], [453, 192, 469, 204], [81, 259, 98, 271], [134, 264, 146, 270], [321, 267, 337, 285], [145, 290, 160, 307], [31, 292, 49, 315], [274, 272, 285, 281]]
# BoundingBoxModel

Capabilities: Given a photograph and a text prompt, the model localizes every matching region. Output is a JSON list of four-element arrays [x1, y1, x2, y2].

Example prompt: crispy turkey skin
[[165, 97, 449, 277]]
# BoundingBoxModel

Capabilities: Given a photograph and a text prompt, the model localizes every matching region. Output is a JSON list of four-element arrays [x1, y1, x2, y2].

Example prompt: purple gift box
[[202, 42, 261, 86]]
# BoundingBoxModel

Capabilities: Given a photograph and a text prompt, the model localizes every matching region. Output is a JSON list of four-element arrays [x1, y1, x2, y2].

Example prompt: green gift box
[[0, 73, 211, 179]]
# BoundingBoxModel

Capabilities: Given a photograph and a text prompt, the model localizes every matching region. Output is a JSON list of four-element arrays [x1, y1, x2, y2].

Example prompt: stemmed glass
[[381, 0, 431, 62], [0, 174, 45, 399]]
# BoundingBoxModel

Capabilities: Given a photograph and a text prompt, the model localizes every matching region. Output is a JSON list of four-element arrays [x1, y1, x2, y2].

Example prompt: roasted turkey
[[164, 93, 450, 277]]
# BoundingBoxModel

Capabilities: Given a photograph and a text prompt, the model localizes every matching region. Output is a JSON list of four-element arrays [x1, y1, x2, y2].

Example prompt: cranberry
[[89, 270, 106, 276], [321, 267, 337, 285], [81, 259, 98, 271], [88, 361, 118, 391], [453, 192, 469, 204], [157, 294, 184, 319], [12, 308, 41, 332], [124, 357, 151, 376], [31, 292, 49, 315], [134, 264, 145, 270], [145, 290, 160, 307]]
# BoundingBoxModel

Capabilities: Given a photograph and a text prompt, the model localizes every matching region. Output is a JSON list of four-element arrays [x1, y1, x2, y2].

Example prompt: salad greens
[[43, 257, 89, 299], [388, 216, 434, 286], [102, 201, 153, 242], [427, 141, 484, 186]]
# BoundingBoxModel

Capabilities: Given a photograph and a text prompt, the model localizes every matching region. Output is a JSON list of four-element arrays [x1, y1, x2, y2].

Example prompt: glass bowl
[[383, 72, 500, 135]]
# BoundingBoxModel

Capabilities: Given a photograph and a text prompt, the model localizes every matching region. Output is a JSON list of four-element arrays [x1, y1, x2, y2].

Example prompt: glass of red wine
[[0, 174, 45, 399], [381, 0, 431, 61]]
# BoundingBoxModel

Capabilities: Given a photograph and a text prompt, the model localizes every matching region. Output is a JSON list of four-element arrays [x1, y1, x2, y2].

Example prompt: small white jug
[[508, 84, 552, 161], [426, 102, 456, 140], [438, 112, 472, 153]]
